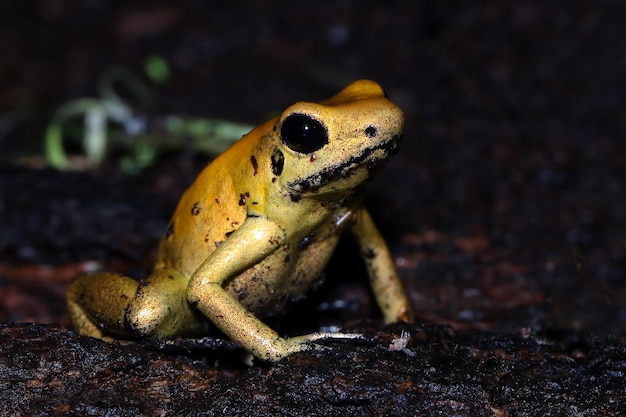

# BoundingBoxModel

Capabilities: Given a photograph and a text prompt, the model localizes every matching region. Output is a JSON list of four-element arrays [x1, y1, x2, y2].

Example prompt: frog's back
[[153, 127, 266, 278]]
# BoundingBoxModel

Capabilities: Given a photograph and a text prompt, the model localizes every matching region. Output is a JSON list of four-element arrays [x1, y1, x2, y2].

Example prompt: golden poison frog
[[67, 80, 413, 361]]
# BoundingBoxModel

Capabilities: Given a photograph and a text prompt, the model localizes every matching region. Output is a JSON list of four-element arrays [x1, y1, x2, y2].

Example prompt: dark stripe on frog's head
[[287, 134, 401, 194]]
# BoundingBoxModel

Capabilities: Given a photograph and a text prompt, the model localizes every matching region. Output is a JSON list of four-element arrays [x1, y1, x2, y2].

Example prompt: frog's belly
[[224, 232, 342, 317]]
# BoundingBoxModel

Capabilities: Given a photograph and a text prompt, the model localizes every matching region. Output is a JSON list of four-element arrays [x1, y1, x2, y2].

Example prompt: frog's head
[[269, 80, 405, 202]]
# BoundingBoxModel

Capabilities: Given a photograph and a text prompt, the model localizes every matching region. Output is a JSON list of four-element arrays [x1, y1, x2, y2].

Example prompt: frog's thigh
[[68, 269, 208, 340], [350, 208, 414, 323]]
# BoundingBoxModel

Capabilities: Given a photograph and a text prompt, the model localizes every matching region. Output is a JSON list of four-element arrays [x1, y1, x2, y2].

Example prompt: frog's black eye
[[279, 113, 328, 154]]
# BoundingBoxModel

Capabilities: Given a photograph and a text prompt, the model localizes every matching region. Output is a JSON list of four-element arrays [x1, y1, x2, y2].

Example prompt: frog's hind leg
[[67, 272, 137, 340], [67, 269, 209, 341]]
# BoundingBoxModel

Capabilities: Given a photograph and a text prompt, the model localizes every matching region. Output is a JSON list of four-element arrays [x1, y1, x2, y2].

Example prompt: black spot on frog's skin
[[365, 125, 378, 138], [284, 254, 291, 264], [191, 202, 202, 216], [166, 222, 175, 238], [363, 248, 377, 259], [271, 147, 284, 176], [215, 198, 220, 204], [250, 155, 258, 175], [168, 275, 175, 280], [290, 193, 302, 203], [238, 194, 246, 205]]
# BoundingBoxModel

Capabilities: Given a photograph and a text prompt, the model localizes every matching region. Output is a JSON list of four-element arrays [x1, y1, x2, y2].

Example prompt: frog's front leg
[[350, 208, 414, 323], [187, 216, 361, 361], [67, 268, 209, 340]]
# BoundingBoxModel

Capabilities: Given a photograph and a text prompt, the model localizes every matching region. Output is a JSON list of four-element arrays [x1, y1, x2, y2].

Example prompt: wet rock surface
[[2, 323, 625, 416]]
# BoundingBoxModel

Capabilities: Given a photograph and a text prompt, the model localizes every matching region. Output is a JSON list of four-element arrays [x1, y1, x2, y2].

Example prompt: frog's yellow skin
[[67, 80, 413, 361]]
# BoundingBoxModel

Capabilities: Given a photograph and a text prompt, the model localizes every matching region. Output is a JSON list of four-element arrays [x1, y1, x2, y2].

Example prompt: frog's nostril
[[365, 125, 378, 138]]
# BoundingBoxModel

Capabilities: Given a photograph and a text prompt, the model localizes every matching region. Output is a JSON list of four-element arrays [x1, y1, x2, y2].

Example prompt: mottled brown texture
[[1, 323, 625, 416]]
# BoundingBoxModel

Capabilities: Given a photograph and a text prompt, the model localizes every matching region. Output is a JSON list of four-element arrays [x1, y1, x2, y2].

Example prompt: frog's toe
[[280, 332, 370, 359], [285, 331, 368, 352], [298, 331, 367, 343]]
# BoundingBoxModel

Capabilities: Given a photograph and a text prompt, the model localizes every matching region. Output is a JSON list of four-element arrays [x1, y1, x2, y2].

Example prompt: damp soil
[[1, 1, 626, 416]]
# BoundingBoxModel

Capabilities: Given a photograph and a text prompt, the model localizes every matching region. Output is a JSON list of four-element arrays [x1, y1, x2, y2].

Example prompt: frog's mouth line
[[287, 134, 402, 195]]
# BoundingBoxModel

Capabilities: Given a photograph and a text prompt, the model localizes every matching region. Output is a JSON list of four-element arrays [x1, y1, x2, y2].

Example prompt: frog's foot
[[293, 331, 366, 344], [266, 332, 366, 361], [67, 295, 118, 342]]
